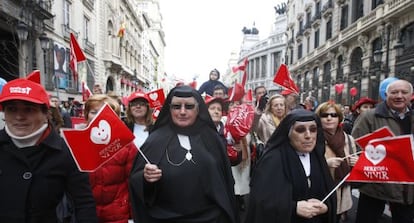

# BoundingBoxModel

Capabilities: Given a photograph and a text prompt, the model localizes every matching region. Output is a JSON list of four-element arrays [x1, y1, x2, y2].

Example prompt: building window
[[314, 29, 320, 48], [372, 0, 384, 9], [64, 0, 71, 27], [307, 36, 310, 54], [315, 1, 321, 15], [340, 5, 348, 30], [304, 71, 310, 90], [298, 44, 303, 60], [352, 0, 364, 23], [261, 55, 267, 78], [84, 17, 90, 40], [326, 19, 332, 40]]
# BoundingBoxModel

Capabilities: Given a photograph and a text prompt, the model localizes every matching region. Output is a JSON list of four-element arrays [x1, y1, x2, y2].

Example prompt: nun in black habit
[[245, 109, 337, 223], [129, 85, 239, 223]]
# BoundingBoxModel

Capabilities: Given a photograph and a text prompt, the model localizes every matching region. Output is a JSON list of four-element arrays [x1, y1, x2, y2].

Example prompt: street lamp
[[16, 22, 29, 42], [373, 49, 383, 63], [394, 42, 404, 57], [39, 32, 50, 51], [39, 32, 53, 97]]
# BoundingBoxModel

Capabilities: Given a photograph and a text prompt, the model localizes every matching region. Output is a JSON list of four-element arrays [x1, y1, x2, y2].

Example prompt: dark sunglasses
[[293, 125, 318, 133], [320, 112, 339, 118], [170, 103, 197, 110]]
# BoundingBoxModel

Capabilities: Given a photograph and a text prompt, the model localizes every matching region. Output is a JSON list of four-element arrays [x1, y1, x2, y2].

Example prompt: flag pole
[[321, 173, 350, 203]]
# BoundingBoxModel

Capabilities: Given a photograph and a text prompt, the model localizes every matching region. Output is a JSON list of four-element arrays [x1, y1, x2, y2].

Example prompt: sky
[[159, 0, 284, 85]]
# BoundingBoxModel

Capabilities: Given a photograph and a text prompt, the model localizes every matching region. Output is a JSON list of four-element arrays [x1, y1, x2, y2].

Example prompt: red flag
[[232, 57, 248, 73], [152, 106, 162, 121], [82, 82, 93, 102], [146, 88, 165, 108], [117, 21, 126, 38], [355, 126, 394, 149], [70, 33, 86, 82], [347, 135, 414, 183], [26, 70, 41, 84], [273, 64, 299, 94], [188, 80, 197, 89], [62, 103, 135, 172]]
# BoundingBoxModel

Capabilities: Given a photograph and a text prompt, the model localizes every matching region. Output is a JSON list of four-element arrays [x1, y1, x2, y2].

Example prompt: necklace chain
[[165, 148, 196, 166]]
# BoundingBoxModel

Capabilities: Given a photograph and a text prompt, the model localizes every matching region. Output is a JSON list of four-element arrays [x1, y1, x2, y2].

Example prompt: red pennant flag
[[82, 82, 93, 102], [26, 70, 41, 84], [146, 88, 165, 108], [71, 117, 86, 129], [70, 33, 86, 83], [347, 135, 414, 183], [355, 126, 394, 149], [62, 104, 135, 172], [273, 64, 299, 94], [232, 57, 248, 73], [188, 80, 197, 89]]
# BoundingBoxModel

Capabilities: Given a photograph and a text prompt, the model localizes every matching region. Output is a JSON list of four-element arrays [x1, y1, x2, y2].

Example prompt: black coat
[[245, 109, 337, 223], [129, 85, 239, 223], [0, 128, 97, 223]]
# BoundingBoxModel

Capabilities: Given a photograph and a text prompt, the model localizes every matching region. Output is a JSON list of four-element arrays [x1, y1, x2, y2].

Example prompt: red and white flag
[[146, 88, 165, 108], [232, 57, 248, 87], [26, 70, 41, 84], [70, 33, 86, 83], [62, 103, 135, 172], [232, 57, 248, 73], [355, 126, 394, 149], [347, 135, 414, 184], [82, 81, 93, 102], [273, 64, 299, 94]]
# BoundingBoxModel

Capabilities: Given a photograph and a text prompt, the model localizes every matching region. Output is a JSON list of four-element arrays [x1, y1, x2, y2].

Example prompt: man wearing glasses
[[352, 79, 414, 223]]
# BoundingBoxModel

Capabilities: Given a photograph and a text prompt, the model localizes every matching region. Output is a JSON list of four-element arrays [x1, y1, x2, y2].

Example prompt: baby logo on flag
[[147, 88, 165, 108], [347, 135, 414, 184], [62, 103, 135, 172]]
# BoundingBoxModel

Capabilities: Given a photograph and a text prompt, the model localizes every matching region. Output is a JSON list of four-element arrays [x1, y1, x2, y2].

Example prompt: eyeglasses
[[293, 125, 318, 134], [320, 112, 339, 118], [170, 103, 197, 110], [130, 101, 147, 107]]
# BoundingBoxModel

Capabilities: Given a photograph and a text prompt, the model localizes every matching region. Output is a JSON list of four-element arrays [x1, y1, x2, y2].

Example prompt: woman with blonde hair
[[315, 101, 358, 222], [255, 94, 287, 143], [84, 94, 138, 223]]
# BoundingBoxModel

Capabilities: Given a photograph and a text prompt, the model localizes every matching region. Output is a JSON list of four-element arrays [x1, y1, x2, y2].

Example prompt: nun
[[129, 85, 239, 223], [245, 109, 337, 223]]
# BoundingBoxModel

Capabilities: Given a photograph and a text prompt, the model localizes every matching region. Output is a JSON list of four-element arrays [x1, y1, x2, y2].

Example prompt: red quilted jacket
[[89, 143, 138, 223]]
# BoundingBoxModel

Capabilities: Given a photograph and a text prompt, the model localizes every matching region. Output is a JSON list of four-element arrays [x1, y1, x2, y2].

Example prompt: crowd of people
[[0, 68, 413, 223]]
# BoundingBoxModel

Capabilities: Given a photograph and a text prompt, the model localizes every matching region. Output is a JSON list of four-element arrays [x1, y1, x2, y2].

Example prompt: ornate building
[[230, 6, 288, 95], [286, 0, 414, 105], [0, 0, 165, 101]]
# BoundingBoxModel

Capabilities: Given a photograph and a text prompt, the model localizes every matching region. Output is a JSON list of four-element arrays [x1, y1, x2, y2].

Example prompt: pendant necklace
[[166, 134, 196, 166]]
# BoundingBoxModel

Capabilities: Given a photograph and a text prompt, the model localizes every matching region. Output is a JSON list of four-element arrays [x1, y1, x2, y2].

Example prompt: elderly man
[[352, 79, 414, 223]]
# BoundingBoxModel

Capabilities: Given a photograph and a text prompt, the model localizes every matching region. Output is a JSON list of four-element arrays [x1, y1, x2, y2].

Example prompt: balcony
[[82, 0, 95, 11], [322, 0, 333, 18], [311, 12, 322, 28], [62, 24, 79, 41], [84, 38, 95, 55], [31, 0, 54, 20]]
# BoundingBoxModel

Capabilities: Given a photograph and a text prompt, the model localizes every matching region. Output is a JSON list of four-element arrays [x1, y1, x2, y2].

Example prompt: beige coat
[[325, 132, 357, 214], [256, 113, 278, 143]]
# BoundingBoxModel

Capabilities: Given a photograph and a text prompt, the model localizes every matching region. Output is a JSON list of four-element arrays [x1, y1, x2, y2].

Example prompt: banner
[[147, 88, 165, 108], [347, 135, 414, 184], [273, 64, 299, 94], [70, 33, 86, 82], [62, 103, 135, 172]]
